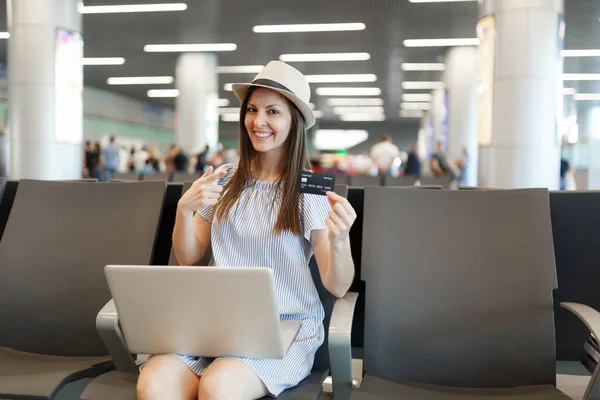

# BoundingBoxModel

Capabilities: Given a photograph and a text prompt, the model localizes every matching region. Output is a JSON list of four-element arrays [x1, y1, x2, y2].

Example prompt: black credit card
[[298, 170, 336, 196]]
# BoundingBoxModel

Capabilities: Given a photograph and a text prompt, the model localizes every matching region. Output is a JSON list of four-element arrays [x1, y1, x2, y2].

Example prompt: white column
[[478, 0, 563, 189], [443, 46, 479, 186], [7, 0, 83, 180], [430, 88, 446, 149], [175, 54, 219, 153]]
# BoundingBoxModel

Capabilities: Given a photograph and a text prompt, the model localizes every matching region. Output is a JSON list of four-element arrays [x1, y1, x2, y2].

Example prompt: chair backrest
[[361, 187, 557, 388], [168, 182, 215, 266], [551, 190, 600, 360], [347, 187, 366, 349], [0, 178, 11, 242], [384, 175, 416, 187], [350, 175, 381, 187], [112, 172, 141, 181], [311, 184, 348, 370], [172, 172, 200, 183], [334, 174, 349, 186], [152, 183, 183, 265], [419, 175, 453, 189], [0, 180, 167, 356], [142, 172, 172, 182]]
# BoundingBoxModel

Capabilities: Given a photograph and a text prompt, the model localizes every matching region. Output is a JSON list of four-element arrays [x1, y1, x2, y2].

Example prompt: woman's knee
[[137, 355, 198, 400], [198, 360, 267, 400]]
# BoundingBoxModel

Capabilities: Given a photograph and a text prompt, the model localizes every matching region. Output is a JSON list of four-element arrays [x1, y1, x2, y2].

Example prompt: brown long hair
[[215, 86, 311, 236]]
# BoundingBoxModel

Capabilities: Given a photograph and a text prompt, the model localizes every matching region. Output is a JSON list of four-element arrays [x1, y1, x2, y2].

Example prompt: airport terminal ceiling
[[0, 0, 599, 122]]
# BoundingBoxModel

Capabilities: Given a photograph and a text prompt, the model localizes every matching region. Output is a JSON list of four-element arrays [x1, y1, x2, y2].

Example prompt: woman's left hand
[[325, 191, 357, 244]]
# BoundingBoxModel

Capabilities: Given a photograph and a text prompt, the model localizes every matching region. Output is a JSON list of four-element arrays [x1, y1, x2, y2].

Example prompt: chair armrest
[[97, 299, 138, 372], [560, 302, 600, 400], [329, 291, 359, 400]]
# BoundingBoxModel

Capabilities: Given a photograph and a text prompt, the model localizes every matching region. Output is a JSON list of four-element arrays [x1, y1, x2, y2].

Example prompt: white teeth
[[254, 131, 273, 138]]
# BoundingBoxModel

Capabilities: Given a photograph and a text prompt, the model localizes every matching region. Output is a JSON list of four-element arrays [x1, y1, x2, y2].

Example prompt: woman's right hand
[[177, 166, 227, 213]]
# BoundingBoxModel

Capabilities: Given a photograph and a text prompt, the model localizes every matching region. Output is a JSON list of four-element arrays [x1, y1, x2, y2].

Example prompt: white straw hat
[[232, 61, 316, 129]]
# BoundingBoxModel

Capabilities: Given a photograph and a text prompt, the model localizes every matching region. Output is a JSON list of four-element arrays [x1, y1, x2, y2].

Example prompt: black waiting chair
[[79, 185, 358, 400], [111, 172, 141, 181], [352, 187, 599, 399], [419, 175, 453, 189], [551, 191, 600, 361], [140, 172, 171, 182], [383, 175, 415, 187], [171, 172, 200, 183], [0, 180, 167, 399], [349, 175, 381, 187]]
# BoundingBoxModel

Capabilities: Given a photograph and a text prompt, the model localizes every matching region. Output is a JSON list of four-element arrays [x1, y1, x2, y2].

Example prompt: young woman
[[137, 61, 356, 400]]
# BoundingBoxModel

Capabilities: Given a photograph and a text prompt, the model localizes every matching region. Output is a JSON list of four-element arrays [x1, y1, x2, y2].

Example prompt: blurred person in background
[[135, 145, 149, 170], [173, 145, 189, 172], [99, 136, 119, 182], [127, 146, 137, 172], [370, 134, 400, 176], [209, 150, 225, 169], [195, 145, 210, 174], [138, 159, 156, 175], [431, 141, 459, 179], [164, 144, 177, 172], [147, 145, 161, 171], [402, 142, 421, 180], [83, 141, 94, 178], [456, 146, 469, 187]]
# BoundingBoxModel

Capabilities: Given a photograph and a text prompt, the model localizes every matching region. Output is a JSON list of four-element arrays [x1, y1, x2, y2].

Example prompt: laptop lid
[[105, 265, 299, 359]]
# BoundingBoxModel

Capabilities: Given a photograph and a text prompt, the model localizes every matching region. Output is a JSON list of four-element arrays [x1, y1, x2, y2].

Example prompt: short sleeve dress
[[177, 163, 331, 396]]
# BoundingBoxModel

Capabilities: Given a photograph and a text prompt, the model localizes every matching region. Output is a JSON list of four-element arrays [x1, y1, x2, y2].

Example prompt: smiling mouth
[[253, 131, 274, 139]]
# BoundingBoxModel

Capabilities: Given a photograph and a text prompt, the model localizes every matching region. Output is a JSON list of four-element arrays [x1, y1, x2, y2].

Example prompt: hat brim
[[232, 83, 316, 129]]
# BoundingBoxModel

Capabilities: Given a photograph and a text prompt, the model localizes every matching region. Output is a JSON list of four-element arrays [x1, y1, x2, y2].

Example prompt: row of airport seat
[[112, 171, 201, 182], [334, 174, 453, 189], [0, 179, 598, 399]]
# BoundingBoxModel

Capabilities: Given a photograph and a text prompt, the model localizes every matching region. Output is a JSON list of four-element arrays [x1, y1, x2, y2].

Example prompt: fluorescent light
[[221, 114, 240, 122], [0, 32, 9, 39], [404, 38, 480, 47], [314, 129, 369, 150], [107, 76, 173, 85], [218, 107, 241, 114], [316, 87, 381, 96], [409, 0, 477, 2], [333, 106, 384, 114], [217, 99, 230, 107], [314, 110, 324, 119], [327, 98, 384, 106], [83, 57, 125, 66], [80, 3, 187, 14], [216, 65, 263, 74], [401, 102, 432, 110], [224, 83, 234, 91], [563, 88, 576, 95], [401, 63, 446, 71], [563, 74, 600, 81], [144, 43, 237, 52], [253, 23, 365, 33], [400, 110, 425, 118], [340, 113, 385, 122], [402, 81, 445, 90], [280, 52, 370, 62], [574, 94, 600, 101], [561, 50, 600, 57], [306, 74, 377, 83], [402, 93, 433, 102], [147, 89, 180, 98]]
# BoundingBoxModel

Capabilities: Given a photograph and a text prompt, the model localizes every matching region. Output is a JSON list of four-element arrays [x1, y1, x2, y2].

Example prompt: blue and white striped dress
[[177, 164, 331, 396]]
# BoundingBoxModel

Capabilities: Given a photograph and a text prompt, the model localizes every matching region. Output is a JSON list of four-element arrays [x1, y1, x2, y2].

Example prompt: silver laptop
[[104, 265, 301, 359]]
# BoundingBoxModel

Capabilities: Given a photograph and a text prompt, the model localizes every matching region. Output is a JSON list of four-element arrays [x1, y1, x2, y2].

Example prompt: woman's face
[[244, 88, 293, 157]]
